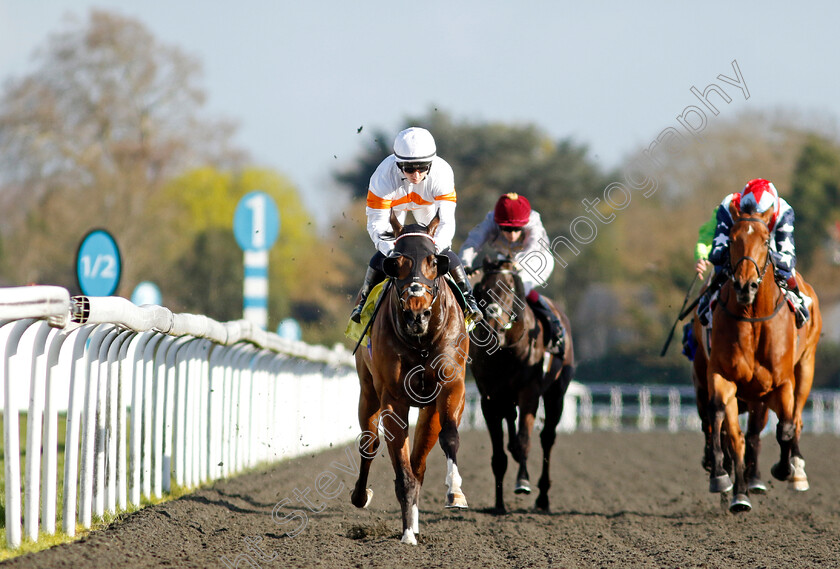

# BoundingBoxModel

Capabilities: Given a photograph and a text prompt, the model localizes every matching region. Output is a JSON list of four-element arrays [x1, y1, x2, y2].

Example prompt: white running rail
[[0, 286, 359, 549]]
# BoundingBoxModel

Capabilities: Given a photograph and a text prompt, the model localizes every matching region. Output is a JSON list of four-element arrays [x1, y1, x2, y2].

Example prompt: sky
[[2, 1, 839, 229]]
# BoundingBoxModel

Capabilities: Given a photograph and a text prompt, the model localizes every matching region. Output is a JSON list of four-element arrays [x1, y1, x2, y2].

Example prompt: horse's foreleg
[[769, 382, 806, 490], [535, 378, 566, 512], [513, 389, 539, 497], [438, 388, 468, 510], [481, 397, 508, 513], [722, 395, 750, 512], [708, 373, 735, 495], [744, 403, 768, 493], [381, 403, 419, 545], [351, 380, 380, 509]]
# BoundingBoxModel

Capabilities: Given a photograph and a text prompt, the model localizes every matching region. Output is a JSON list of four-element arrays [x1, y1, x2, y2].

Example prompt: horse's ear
[[435, 254, 450, 276], [389, 208, 402, 235], [383, 253, 403, 278], [729, 201, 741, 221], [427, 212, 441, 237]]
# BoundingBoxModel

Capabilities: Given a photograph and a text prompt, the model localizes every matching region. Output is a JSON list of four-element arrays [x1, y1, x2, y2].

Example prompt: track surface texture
[[5, 430, 840, 568]]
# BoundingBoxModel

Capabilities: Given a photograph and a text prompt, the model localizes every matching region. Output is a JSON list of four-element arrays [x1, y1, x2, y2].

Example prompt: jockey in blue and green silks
[[696, 178, 811, 329]]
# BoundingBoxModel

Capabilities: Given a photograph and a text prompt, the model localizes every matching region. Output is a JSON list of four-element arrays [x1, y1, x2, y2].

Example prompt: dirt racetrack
[[4, 429, 840, 569]]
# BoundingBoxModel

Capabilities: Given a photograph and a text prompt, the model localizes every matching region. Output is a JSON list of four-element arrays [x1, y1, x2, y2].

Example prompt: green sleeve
[[694, 208, 717, 261]]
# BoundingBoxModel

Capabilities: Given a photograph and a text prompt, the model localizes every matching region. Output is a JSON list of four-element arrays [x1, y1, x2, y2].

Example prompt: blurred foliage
[[789, 134, 840, 269]]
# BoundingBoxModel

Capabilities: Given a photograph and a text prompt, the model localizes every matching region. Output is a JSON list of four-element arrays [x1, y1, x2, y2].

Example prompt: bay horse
[[469, 257, 575, 513], [350, 210, 469, 545], [706, 204, 821, 512]]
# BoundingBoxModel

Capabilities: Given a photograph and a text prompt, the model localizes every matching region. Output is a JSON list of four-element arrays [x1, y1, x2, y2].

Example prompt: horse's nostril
[[423, 309, 431, 318], [750, 282, 759, 291]]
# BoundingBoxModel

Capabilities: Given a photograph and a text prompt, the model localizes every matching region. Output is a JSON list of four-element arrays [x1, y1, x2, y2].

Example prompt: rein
[[723, 216, 785, 323], [479, 267, 528, 345]]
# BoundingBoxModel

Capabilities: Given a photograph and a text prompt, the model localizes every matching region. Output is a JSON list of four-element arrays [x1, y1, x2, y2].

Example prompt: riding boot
[[528, 294, 565, 355], [450, 264, 483, 323], [350, 266, 383, 323], [784, 276, 810, 328], [697, 270, 726, 327]]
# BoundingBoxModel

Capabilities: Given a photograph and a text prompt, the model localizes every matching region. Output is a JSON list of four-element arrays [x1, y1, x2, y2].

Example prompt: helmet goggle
[[397, 161, 432, 174]]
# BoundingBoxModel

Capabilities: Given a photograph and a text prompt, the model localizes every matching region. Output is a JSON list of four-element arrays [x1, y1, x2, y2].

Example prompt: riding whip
[[352, 279, 393, 355], [659, 273, 701, 357]]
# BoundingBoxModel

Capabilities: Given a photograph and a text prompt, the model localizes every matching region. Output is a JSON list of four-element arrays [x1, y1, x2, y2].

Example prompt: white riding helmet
[[393, 127, 436, 163]]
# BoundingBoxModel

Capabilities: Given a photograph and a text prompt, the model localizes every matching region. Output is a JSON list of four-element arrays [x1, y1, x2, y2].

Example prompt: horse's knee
[[491, 451, 508, 477], [777, 420, 795, 443]]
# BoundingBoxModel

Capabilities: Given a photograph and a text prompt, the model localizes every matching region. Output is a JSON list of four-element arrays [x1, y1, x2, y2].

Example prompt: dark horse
[[707, 204, 821, 512], [351, 210, 469, 545], [469, 257, 575, 513]]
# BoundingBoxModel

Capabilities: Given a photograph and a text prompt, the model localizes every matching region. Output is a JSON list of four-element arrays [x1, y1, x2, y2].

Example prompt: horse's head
[[382, 209, 450, 336], [728, 203, 773, 305], [474, 256, 524, 343]]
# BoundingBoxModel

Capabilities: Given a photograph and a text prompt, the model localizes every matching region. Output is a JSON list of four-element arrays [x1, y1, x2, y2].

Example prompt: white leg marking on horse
[[446, 459, 462, 494], [791, 456, 809, 491], [411, 503, 419, 535], [363, 488, 373, 508], [445, 459, 468, 508], [401, 528, 417, 545]]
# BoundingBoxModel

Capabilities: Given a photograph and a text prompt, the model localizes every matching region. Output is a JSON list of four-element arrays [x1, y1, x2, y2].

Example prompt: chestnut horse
[[691, 310, 768, 493], [469, 257, 575, 513], [707, 204, 821, 512], [350, 210, 469, 545]]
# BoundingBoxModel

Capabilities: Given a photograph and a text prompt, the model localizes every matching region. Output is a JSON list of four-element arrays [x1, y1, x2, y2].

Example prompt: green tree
[[0, 9, 244, 291], [789, 134, 840, 269]]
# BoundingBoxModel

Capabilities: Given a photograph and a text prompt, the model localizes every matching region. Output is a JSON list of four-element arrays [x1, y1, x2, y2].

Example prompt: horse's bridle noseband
[[729, 217, 772, 285], [723, 216, 785, 322]]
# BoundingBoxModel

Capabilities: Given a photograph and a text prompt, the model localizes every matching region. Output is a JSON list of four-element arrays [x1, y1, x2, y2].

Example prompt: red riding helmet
[[494, 193, 531, 228], [736, 178, 780, 227]]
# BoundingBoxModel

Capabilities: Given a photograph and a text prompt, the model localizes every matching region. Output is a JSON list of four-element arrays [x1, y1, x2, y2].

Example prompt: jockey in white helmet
[[349, 127, 482, 323]]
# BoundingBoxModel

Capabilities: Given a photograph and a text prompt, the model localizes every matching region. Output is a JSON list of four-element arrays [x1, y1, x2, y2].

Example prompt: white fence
[[0, 286, 359, 549]]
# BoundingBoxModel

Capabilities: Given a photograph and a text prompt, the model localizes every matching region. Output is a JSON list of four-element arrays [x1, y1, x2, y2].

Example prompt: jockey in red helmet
[[696, 178, 810, 328], [459, 193, 565, 354], [349, 127, 483, 324]]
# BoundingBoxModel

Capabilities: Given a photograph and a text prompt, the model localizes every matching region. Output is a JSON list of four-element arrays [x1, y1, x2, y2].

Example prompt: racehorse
[[469, 257, 575, 513], [350, 210, 469, 545], [691, 310, 768, 494], [706, 204, 821, 512]]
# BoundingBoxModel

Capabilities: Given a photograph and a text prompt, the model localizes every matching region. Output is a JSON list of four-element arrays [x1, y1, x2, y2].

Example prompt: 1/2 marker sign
[[76, 229, 122, 296]]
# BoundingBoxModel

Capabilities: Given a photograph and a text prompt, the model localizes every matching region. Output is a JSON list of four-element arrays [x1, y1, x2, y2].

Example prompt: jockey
[[349, 127, 483, 324], [696, 178, 810, 328], [459, 193, 565, 354]]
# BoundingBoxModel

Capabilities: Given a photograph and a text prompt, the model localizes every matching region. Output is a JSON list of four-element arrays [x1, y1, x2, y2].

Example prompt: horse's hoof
[[709, 474, 733, 494], [748, 478, 768, 494], [790, 457, 809, 491], [400, 529, 417, 545], [445, 491, 469, 509], [729, 494, 752, 513], [514, 479, 531, 494], [351, 488, 373, 509], [771, 461, 792, 482]]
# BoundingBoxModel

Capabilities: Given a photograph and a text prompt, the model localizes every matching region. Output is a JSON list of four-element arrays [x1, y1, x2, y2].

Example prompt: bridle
[[391, 232, 442, 311], [478, 267, 527, 345], [722, 216, 785, 322], [729, 217, 772, 287]]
